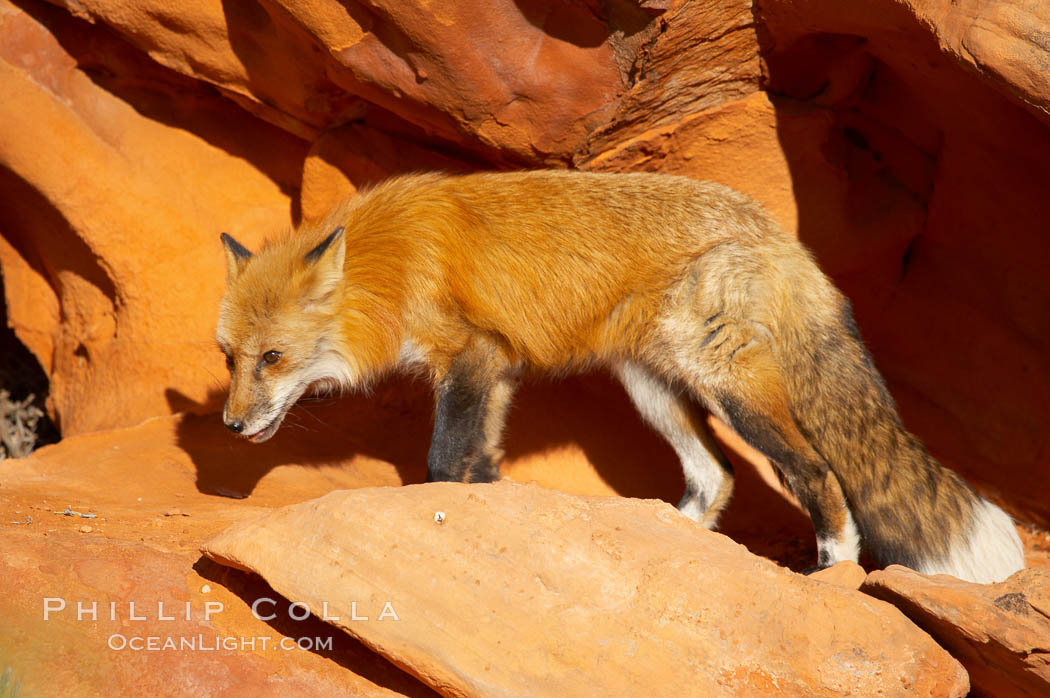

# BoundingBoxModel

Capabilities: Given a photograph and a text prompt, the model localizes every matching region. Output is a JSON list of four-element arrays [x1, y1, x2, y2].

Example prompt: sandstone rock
[[0, 0, 306, 435], [936, 0, 1050, 122], [863, 565, 1050, 698], [576, 0, 761, 164], [6, 370, 1050, 695], [582, 91, 800, 232], [758, 0, 1050, 126], [809, 560, 867, 590], [43, 0, 657, 164], [0, 397, 802, 696], [0, 409, 440, 696], [203, 481, 969, 697], [748, 0, 1050, 526], [300, 123, 471, 224]]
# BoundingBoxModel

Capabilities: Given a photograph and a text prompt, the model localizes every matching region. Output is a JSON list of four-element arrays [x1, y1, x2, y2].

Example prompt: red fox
[[216, 170, 1024, 583]]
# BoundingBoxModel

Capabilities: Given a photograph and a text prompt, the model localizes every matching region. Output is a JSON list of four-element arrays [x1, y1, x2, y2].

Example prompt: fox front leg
[[426, 349, 516, 484]]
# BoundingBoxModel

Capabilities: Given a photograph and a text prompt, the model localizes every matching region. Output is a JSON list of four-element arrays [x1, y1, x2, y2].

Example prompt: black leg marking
[[426, 353, 511, 485], [716, 392, 841, 553], [426, 370, 489, 483], [468, 453, 500, 484]]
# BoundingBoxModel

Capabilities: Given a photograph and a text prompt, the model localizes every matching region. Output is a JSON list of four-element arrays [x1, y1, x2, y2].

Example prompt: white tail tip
[[918, 499, 1025, 584]]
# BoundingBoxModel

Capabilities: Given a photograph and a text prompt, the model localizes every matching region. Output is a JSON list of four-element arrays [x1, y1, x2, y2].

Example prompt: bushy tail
[[780, 296, 1024, 584]]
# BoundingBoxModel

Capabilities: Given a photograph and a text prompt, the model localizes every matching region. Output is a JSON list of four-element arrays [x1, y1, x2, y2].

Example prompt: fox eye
[[262, 350, 282, 365]]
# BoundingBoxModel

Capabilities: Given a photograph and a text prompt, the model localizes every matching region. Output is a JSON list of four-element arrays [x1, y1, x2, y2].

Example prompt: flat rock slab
[[203, 481, 967, 697], [863, 565, 1050, 697]]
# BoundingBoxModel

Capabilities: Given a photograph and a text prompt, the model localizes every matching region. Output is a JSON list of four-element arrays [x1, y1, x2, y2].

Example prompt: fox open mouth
[[239, 390, 304, 444], [244, 417, 282, 443]]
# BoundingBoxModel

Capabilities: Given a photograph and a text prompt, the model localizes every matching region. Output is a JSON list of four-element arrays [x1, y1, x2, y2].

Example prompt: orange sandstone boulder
[[0, 403, 441, 696], [809, 560, 867, 590], [42, 0, 658, 164], [577, 0, 762, 165], [0, 395, 816, 695], [203, 481, 970, 698], [863, 565, 1050, 698]]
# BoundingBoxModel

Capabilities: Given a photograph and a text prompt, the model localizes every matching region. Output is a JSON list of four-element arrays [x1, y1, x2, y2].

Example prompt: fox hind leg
[[717, 389, 859, 569], [614, 361, 735, 529], [681, 319, 861, 569]]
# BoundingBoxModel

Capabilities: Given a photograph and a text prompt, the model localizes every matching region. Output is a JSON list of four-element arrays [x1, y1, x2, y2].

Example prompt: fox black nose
[[226, 419, 244, 434]]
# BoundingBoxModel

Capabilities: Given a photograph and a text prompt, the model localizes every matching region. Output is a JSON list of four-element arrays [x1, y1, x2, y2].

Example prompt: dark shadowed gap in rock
[[192, 556, 441, 698], [0, 269, 59, 459]]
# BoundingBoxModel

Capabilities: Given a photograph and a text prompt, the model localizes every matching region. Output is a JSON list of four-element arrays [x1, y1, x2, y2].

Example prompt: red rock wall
[[754, 0, 1050, 525], [1, 0, 1048, 524]]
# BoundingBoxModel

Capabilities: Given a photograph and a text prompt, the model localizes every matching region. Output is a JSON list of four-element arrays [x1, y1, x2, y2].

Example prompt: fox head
[[216, 226, 351, 442]]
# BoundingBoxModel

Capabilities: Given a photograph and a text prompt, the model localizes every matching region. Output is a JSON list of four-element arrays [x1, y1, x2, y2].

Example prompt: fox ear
[[301, 226, 346, 304], [220, 233, 253, 280], [304, 226, 346, 269]]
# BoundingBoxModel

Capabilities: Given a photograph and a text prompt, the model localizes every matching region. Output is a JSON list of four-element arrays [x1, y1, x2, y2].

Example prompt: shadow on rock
[[166, 376, 434, 499], [193, 556, 439, 698]]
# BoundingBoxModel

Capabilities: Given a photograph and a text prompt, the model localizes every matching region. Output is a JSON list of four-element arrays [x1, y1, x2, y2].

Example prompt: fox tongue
[[245, 419, 279, 443], [247, 427, 270, 442]]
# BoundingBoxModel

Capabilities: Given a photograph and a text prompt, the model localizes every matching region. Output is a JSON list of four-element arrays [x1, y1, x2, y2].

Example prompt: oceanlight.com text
[[106, 634, 334, 652]]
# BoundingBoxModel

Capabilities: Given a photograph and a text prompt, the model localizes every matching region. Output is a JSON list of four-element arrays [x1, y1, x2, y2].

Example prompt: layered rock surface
[[1, 382, 1048, 695], [0, 412, 432, 696], [864, 565, 1050, 698], [0, 0, 306, 434], [203, 481, 970, 697], [0, 375, 815, 696], [3, 0, 1050, 693]]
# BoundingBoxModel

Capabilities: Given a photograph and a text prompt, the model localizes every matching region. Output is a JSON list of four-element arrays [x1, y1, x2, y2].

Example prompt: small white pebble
[[434, 511, 446, 525], [78, 525, 93, 533], [201, 584, 211, 594]]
